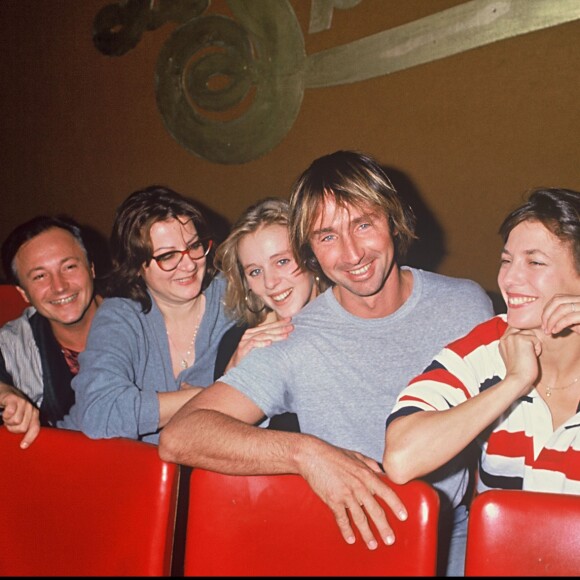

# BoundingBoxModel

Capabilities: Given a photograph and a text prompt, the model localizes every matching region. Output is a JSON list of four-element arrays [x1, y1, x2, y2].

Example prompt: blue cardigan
[[60, 275, 232, 444]]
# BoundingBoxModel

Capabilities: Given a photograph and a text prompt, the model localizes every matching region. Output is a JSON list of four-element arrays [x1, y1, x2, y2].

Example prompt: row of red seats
[[2, 426, 579, 576], [0, 427, 435, 576], [2, 287, 579, 576]]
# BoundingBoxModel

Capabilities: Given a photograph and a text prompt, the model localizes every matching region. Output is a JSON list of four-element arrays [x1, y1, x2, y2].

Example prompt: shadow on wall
[[188, 197, 232, 249], [82, 225, 112, 296], [385, 167, 447, 274], [384, 168, 505, 316]]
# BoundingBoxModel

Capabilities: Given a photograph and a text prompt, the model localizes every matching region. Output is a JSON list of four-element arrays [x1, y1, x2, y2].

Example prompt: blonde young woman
[[213, 197, 325, 431]]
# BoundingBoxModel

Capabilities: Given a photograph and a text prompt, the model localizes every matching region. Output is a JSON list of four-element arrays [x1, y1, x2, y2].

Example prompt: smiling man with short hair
[[0, 216, 100, 448]]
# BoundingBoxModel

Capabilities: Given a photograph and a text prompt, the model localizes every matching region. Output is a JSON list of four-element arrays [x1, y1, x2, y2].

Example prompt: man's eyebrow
[[24, 256, 80, 277], [311, 226, 334, 237], [353, 210, 378, 222], [311, 210, 377, 237], [24, 266, 46, 277]]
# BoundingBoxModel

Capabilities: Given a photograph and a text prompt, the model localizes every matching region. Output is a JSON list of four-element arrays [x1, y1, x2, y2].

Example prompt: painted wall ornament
[[93, 0, 580, 165]]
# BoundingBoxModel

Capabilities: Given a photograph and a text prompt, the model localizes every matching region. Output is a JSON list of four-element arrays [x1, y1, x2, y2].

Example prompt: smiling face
[[141, 217, 206, 307], [498, 219, 580, 329], [14, 227, 95, 327], [308, 196, 398, 315], [238, 224, 316, 319]]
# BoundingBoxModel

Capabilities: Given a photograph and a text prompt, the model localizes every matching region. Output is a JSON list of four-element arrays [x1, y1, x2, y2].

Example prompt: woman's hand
[[226, 317, 294, 371], [541, 294, 580, 336], [499, 326, 542, 398]]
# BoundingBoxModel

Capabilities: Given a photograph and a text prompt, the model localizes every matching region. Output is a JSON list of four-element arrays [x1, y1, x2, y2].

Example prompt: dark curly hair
[[106, 185, 217, 313]]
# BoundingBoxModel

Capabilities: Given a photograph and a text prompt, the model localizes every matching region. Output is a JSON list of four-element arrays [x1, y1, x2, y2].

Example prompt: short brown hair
[[499, 187, 580, 273]]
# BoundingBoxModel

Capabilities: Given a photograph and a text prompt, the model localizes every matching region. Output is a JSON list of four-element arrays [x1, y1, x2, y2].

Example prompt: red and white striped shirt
[[387, 315, 580, 495]]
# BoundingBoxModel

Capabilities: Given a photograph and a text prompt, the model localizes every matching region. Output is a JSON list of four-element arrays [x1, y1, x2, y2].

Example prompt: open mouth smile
[[271, 289, 292, 302], [50, 294, 77, 305]]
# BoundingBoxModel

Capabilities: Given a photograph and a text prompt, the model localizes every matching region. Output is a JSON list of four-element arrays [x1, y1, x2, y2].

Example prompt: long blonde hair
[[215, 198, 294, 327]]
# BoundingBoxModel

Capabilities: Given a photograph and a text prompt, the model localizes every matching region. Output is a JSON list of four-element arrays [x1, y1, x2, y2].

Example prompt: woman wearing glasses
[[60, 186, 233, 444]]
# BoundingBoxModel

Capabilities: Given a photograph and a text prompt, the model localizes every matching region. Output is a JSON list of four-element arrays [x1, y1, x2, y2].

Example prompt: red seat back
[[0, 427, 179, 576], [465, 489, 580, 576], [0, 284, 28, 326], [184, 469, 439, 576]]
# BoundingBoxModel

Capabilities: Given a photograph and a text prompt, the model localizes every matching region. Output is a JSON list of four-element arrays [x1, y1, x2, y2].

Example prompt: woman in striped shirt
[[383, 187, 580, 574]]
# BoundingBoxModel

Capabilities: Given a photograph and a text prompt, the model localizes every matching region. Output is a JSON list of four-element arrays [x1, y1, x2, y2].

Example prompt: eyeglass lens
[[154, 240, 211, 271]]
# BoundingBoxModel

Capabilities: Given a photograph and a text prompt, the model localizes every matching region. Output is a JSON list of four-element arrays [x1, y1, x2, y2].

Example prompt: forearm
[[383, 377, 524, 483], [158, 387, 203, 428], [159, 406, 316, 475], [159, 385, 407, 552]]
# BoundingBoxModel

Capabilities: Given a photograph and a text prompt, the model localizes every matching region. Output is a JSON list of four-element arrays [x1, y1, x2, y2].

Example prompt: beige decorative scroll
[[93, 0, 580, 164], [306, 0, 580, 87]]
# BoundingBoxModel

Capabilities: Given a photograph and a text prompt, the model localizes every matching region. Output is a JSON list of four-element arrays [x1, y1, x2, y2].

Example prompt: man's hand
[[298, 439, 408, 549], [0, 387, 40, 449]]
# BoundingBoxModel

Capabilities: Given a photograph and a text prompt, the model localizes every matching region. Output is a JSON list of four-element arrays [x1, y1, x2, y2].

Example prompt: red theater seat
[[184, 469, 440, 576], [0, 284, 28, 326], [465, 489, 580, 576], [0, 426, 179, 576]]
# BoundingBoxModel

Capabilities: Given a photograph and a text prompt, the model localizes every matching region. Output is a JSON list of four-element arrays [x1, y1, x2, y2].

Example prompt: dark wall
[[1, 0, 579, 300]]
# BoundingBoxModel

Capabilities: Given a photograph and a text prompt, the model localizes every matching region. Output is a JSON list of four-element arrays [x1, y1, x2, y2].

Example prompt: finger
[[252, 325, 294, 339], [532, 335, 543, 357], [346, 500, 380, 550], [361, 494, 397, 547], [20, 415, 41, 449], [354, 453, 384, 473], [332, 505, 358, 546], [249, 319, 293, 333], [542, 295, 580, 333], [250, 339, 273, 350], [263, 333, 292, 343], [5, 402, 32, 433], [1, 400, 16, 421], [240, 330, 289, 347], [541, 294, 561, 329], [546, 303, 579, 335], [374, 475, 408, 523], [4, 401, 25, 425]]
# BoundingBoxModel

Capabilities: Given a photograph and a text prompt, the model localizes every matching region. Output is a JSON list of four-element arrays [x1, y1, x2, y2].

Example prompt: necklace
[[167, 308, 202, 370], [539, 376, 580, 398]]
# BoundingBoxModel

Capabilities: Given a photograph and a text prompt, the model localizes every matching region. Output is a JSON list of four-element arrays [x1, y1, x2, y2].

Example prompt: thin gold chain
[[538, 376, 580, 398]]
